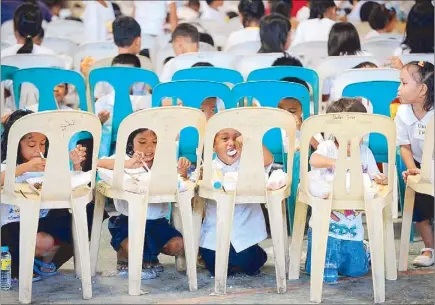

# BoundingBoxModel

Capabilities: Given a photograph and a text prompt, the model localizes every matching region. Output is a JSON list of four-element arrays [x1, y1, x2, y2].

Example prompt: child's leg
[[228, 244, 267, 276], [338, 240, 369, 278], [107, 215, 129, 268], [198, 247, 216, 276], [414, 192, 434, 258]]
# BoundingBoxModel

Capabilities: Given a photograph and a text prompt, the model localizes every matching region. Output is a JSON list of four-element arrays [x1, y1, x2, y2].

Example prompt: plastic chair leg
[[90, 191, 106, 276], [288, 200, 308, 280], [398, 186, 416, 271], [383, 203, 397, 281], [172, 204, 186, 272]]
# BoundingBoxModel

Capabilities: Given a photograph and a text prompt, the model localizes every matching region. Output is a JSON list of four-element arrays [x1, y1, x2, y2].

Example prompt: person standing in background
[[82, 0, 115, 42], [133, 0, 178, 36]]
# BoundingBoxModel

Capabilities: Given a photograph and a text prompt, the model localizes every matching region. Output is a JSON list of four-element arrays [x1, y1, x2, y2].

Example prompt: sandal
[[413, 248, 434, 267], [33, 259, 58, 277], [118, 260, 157, 280], [143, 260, 164, 273], [117, 261, 129, 277]]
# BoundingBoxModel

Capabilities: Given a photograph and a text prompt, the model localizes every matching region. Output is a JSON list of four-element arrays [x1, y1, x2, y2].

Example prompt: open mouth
[[227, 149, 237, 157]]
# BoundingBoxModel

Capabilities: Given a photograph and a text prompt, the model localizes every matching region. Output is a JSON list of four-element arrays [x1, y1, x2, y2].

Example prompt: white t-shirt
[[134, 1, 174, 36], [291, 18, 336, 47], [200, 4, 227, 24], [224, 27, 260, 51], [1, 44, 55, 58], [296, 6, 310, 23], [308, 140, 380, 241], [82, 1, 115, 42], [177, 6, 199, 22], [200, 158, 270, 253], [393, 45, 411, 56], [364, 29, 380, 41], [0, 164, 48, 227], [395, 104, 434, 164]]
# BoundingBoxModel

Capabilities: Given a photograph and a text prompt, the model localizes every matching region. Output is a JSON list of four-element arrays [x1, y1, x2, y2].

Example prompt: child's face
[[20, 132, 47, 162], [213, 128, 241, 165], [278, 98, 302, 129], [398, 67, 426, 105], [200, 98, 217, 121], [132, 130, 157, 163], [54, 84, 67, 102]]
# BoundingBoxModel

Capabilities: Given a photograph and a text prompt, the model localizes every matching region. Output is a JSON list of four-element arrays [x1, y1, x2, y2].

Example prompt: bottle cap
[[213, 181, 222, 189], [0, 246, 8, 252]]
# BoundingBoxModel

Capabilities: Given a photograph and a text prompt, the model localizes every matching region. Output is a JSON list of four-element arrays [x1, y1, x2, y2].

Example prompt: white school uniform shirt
[[102, 155, 170, 219], [82, 1, 115, 42], [94, 91, 152, 126], [296, 6, 310, 23], [308, 140, 380, 241], [200, 158, 270, 253], [134, 1, 174, 36], [224, 27, 260, 51], [291, 18, 336, 47], [393, 45, 411, 56], [395, 104, 434, 164], [200, 4, 227, 24], [0, 163, 48, 227]]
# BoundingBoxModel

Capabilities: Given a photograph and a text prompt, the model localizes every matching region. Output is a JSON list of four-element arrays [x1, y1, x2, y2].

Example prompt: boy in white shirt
[[199, 128, 274, 276], [306, 98, 388, 283], [133, 0, 178, 36]]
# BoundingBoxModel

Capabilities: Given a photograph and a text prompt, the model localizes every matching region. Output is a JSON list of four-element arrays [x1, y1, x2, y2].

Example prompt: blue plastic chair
[[12, 67, 88, 111], [1, 65, 18, 81], [231, 81, 310, 233], [247, 66, 320, 114], [172, 67, 244, 85], [89, 66, 160, 157], [152, 80, 234, 162]]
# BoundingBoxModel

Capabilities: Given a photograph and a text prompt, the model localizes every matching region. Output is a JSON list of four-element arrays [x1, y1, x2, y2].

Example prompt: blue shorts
[[305, 229, 369, 283], [108, 215, 182, 262]]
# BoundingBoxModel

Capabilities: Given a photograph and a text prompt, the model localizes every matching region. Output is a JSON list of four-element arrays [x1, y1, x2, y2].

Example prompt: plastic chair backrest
[[152, 80, 233, 162], [1, 20, 15, 43], [41, 37, 78, 56], [202, 107, 297, 196], [199, 41, 217, 52], [113, 107, 206, 196], [361, 39, 401, 63], [45, 19, 85, 44], [1, 65, 18, 81], [235, 53, 285, 80], [399, 54, 434, 65], [89, 66, 160, 140], [227, 41, 261, 56], [12, 67, 88, 111], [247, 66, 320, 114], [364, 33, 403, 42], [299, 113, 396, 208], [232, 81, 310, 163], [141, 33, 157, 50], [172, 67, 243, 84], [168, 52, 238, 72], [315, 55, 380, 108], [420, 115, 434, 184], [1, 54, 66, 69], [73, 42, 118, 72], [287, 41, 328, 69], [3, 111, 101, 202], [155, 44, 176, 75], [90, 55, 153, 71], [333, 68, 400, 162], [1, 40, 13, 50]]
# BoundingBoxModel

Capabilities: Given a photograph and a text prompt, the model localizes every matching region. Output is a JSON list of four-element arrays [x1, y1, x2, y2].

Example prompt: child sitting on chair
[[306, 98, 388, 283], [199, 128, 273, 276], [97, 128, 191, 279]]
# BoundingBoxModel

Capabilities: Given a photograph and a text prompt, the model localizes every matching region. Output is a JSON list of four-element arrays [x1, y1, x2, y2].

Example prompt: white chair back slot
[[2, 54, 67, 69], [287, 41, 328, 69], [227, 41, 261, 56], [42, 37, 78, 56], [236, 53, 285, 80]]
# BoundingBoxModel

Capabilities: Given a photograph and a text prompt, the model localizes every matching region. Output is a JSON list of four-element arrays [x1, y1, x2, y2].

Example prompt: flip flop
[[33, 259, 58, 277]]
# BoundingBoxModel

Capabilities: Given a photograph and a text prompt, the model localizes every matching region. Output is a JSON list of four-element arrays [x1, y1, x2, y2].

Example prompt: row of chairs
[[4, 107, 432, 304]]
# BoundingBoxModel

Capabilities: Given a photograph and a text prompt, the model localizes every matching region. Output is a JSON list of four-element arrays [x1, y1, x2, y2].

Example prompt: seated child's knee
[[163, 237, 184, 256], [35, 232, 55, 255]]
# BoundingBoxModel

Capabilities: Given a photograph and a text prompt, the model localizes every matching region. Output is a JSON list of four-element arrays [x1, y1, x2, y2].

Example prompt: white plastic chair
[[199, 41, 217, 52], [1, 111, 101, 304], [45, 19, 85, 44], [362, 39, 401, 64], [287, 41, 328, 69], [73, 42, 118, 72], [140, 33, 157, 51], [155, 44, 176, 76], [289, 113, 397, 303], [364, 33, 403, 42], [224, 17, 243, 33], [399, 115, 434, 271], [235, 53, 285, 80], [399, 54, 434, 65], [198, 107, 297, 295], [41, 37, 78, 56], [90, 107, 206, 295], [90, 55, 153, 71], [1, 54, 67, 69], [169, 51, 237, 72], [1, 40, 13, 50], [227, 41, 261, 56]]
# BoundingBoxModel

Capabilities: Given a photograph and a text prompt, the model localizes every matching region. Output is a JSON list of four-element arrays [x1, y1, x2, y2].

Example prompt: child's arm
[[309, 153, 335, 169], [0, 159, 46, 186], [177, 157, 191, 179], [400, 144, 417, 169], [97, 153, 144, 170], [69, 145, 86, 171]]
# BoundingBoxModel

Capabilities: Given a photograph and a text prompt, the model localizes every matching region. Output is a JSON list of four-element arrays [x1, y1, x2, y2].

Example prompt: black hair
[[328, 22, 361, 56], [270, 1, 291, 19], [14, 3, 43, 54], [360, 1, 377, 22], [368, 3, 396, 31], [326, 98, 368, 114], [1, 109, 49, 164], [404, 61, 434, 112], [353, 61, 378, 69], [139, 48, 150, 59], [42, 0, 64, 8], [402, 2, 434, 54], [272, 55, 303, 67], [280, 76, 309, 91], [192, 62, 214, 67], [259, 13, 291, 53], [238, 0, 265, 27], [206, 0, 216, 5], [65, 16, 82, 22], [111, 2, 122, 18], [112, 16, 141, 48], [199, 32, 214, 46], [172, 23, 200, 44], [163, 56, 174, 65], [126, 128, 153, 157], [111, 54, 141, 68], [37, 27, 44, 40], [227, 11, 238, 19], [309, 0, 336, 19]]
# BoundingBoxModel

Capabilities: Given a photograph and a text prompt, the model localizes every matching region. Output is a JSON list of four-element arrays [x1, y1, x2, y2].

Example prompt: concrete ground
[[1, 220, 434, 304]]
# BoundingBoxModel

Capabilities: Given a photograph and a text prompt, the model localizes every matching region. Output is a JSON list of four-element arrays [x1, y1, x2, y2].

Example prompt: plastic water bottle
[[1, 246, 11, 290]]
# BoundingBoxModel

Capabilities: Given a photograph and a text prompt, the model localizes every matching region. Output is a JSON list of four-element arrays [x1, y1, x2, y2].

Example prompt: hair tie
[[418, 61, 425, 68], [26, 35, 32, 39]]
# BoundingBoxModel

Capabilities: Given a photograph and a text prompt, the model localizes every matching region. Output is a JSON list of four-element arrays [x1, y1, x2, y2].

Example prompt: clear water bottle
[[1, 246, 11, 290]]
